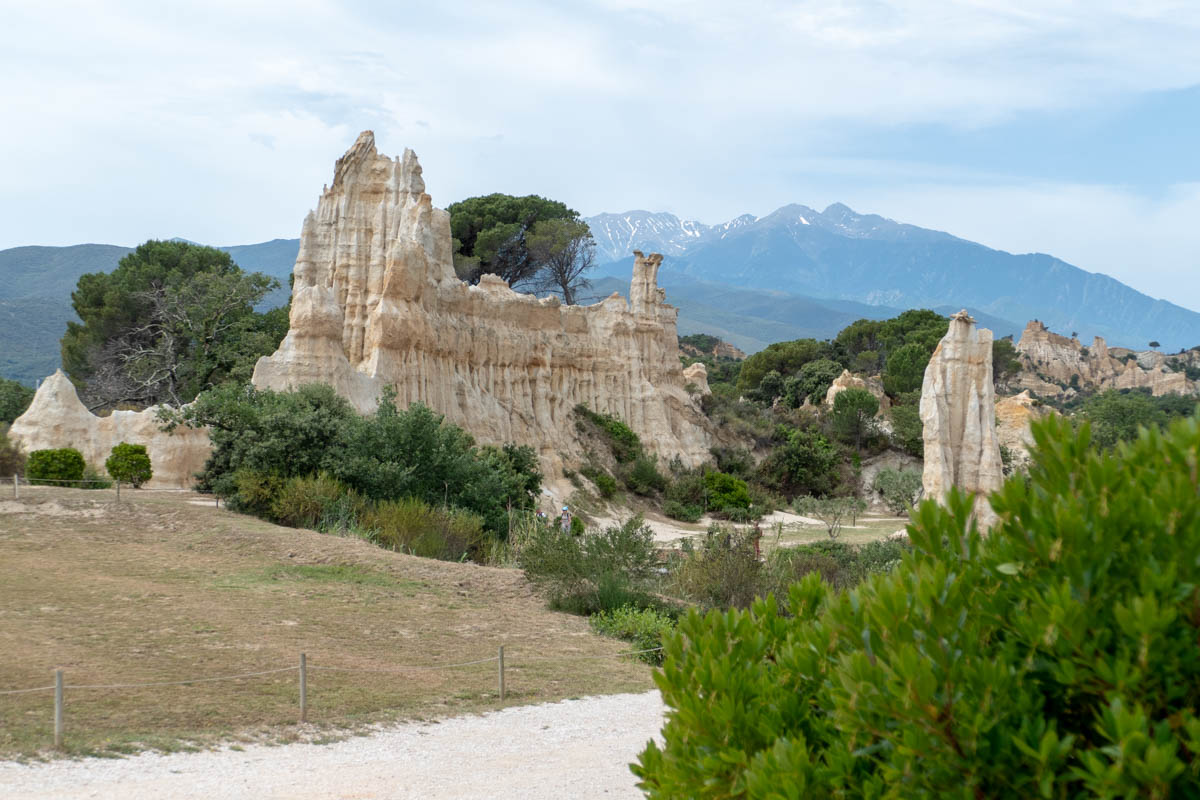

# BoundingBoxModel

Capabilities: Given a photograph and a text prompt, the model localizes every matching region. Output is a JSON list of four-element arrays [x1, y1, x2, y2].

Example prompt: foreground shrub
[[105, 442, 152, 487], [80, 464, 113, 490], [702, 471, 751, 513], [669, 525, 762, 611], [362, 497, 487, 562], [27, 447, 85, 486], [270, 473, 356, 529], [589, 605, 677, 665], [520, 516, 659, 615], [636, 413, 1200, 797]]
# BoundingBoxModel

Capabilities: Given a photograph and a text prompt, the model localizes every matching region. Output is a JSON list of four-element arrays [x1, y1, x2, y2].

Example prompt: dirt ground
[[0, 486, 654, 759]]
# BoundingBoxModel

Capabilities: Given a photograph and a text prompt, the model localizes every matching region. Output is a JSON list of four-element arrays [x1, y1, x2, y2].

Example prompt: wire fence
[[0, 644, 663, 750]]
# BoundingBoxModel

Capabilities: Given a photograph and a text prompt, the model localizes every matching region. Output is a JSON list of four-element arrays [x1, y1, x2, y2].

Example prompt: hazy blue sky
[[3, 1, 1198, 309]]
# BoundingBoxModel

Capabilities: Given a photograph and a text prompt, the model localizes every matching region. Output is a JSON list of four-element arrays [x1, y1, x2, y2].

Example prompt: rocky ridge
[[1015, 320, 1198, 399], [251, 132, 712, 473]]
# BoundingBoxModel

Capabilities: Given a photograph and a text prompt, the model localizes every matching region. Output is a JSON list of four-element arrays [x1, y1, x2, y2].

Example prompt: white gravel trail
[[0, 691, 665, 799]]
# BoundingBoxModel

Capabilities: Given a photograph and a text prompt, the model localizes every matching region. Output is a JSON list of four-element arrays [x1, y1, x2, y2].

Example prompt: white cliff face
[[920, 311, 1004, 526], [8, 371, 211, 488], [252, 131, 712, 472]]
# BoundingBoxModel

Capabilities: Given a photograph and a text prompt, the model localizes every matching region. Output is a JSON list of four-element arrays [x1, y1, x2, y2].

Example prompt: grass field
[[0, 488, 654, 759]]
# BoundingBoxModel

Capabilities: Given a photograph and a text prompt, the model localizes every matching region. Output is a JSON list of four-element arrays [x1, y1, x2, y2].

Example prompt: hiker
[[560, 505, 572, 533]]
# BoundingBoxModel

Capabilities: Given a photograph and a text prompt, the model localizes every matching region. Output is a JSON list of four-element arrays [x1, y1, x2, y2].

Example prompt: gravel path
[[0, 692, 665, 799]]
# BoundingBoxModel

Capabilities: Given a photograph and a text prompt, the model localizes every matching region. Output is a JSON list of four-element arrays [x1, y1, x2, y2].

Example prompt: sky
[[2, 0, 1199, 309]]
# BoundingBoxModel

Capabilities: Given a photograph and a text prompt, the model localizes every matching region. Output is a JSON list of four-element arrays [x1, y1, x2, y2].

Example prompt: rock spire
[[920, 310, 1004, 526], [252, 131, 712, 472]]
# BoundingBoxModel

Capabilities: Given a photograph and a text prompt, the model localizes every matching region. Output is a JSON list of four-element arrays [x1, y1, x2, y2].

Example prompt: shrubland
[[635, 411, 1200, 797]]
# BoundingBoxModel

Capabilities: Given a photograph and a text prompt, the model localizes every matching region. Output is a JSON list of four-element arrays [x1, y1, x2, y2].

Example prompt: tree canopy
[[447, 194, 578, 287], [0, 377, 34, 424], [61, 240, 287, 410]]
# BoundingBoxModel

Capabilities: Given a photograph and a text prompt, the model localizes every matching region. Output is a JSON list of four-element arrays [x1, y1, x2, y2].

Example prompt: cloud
[[0, 0, 1198, 311]]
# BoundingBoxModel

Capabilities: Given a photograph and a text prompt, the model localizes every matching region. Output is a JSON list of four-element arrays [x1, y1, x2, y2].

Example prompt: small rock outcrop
[[252, 131, 712, 472], [824, 369, 890, 415], [1015, 320, 1197, 398], [8, 371, 211, 488], [920, 311, 1004, 525], [994, 389, 1053, 470]]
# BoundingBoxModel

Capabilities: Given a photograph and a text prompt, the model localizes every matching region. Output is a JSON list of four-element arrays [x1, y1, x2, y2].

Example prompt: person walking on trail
[[560, 505, 572, 534]]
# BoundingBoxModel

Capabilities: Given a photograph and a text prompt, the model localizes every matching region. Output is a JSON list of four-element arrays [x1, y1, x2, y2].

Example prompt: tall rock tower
[[920, 310, 1004, 526]]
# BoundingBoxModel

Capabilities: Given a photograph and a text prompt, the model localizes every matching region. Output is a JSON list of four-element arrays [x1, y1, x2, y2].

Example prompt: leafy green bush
[[871, 466, 923, 513], [0, 425, 26, 477], [228, 469, 283, 517], [756, 426, 840, 497], [574, 404, 642, 463], [663, 499, 702, 523], [270, 473, 355, 529], [81, 464, 113, 490], [589, 605, 677, 665], [669, 525, 762, 611], [105, 442, 152, 487], [168, 384, 540, 535], [26, 448, 85, 486], [702, 471, 751, 512], [582, 465, 618, 499], [888, 393, 924, 457], [625, 455, 667, 495], [637, 413, 1200, 797], [361, 497, 487, 562], [520, 516, 659, 615]]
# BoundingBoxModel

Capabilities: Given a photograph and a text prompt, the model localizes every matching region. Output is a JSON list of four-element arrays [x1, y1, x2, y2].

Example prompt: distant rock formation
[[682, 362, 711, 395], [251, 131, 712, 472], [8, 371, 210, 488], [1015, 320, 1197, 398], [920, 311, 1004, 526], [824, 369, 890, 415]]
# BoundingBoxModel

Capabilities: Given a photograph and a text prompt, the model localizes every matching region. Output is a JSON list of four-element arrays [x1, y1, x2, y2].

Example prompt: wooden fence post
[[299, 653, 307, 723], [54, 669, 63, 750], [498, 646, 505, 701], [12, 474, 17, 500]]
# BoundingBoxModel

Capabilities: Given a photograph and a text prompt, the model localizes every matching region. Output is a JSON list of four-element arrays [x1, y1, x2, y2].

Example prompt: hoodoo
[[251, 131, 712, 472], [920, 310, 1004, 526]]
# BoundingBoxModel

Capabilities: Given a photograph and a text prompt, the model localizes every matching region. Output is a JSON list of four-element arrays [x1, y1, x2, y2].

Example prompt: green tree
[[792, 495, 866, 539], [1079, 389, 1162, 449], [636, 412, 1200, 798], [105, 442, 152, 487], [447, 194, 578, 288], [0, 378, 34, 424], [787, 358, 842, 407], [757, 427, 840, 497], [993, 336, 1023, 385], [872, 466, 923, 513], [888, 393, 924, 457], [883, 341, 932, 396], [61, 240, 283, 409], [830, 387, 878, 449], [525, 218, 596, 304], [736, 338, 831, 394]]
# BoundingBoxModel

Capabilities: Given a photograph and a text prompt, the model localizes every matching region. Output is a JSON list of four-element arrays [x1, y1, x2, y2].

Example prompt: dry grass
[[0, 487, 654, 759]]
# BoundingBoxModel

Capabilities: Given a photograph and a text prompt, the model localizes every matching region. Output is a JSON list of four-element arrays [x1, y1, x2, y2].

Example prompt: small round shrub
[[105, 442, 153, 488], [27, 447, 85, 486], [663, 500, 702, 523], [702, 471, 751, 512]]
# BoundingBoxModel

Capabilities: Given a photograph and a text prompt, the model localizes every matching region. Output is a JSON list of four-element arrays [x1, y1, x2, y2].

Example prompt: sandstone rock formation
[[824, 369, 890, 415], [1015, 320, 1197, 398], [8, 371, 211, 488], [994, 389, 1052, 469], [251, 131, 712, 472], [920, 311, 1004, 526], [682, 362, 711, 396]]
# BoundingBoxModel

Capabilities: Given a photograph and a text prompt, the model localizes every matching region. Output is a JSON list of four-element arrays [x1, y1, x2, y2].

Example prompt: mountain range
[[583, 205, 1200, 354], [2, 203, 1197, 386]]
